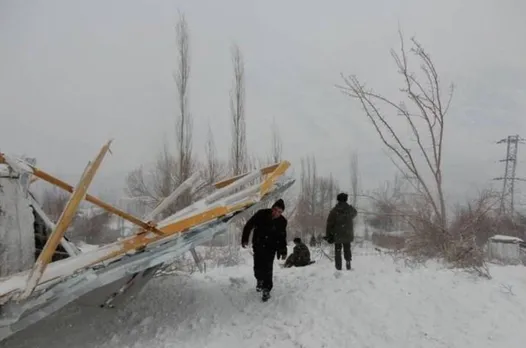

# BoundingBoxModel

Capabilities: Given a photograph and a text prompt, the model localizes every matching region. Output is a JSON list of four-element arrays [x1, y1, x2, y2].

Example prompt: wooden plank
[[32, 169, 163, 235], [19, 141, 112, 299], [1, 154, 164, 236]]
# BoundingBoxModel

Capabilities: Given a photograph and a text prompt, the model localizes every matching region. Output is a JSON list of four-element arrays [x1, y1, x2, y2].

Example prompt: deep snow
[[2, 244, 526, 348]]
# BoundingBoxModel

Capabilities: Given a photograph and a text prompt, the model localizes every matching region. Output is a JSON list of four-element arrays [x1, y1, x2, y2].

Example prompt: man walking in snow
[[241, 199, 288, 302], [325, 193, 357, 270], [284, 237, 314, 268]]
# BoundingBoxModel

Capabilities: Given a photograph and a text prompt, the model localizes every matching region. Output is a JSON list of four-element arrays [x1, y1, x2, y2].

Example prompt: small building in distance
[[487, 234, 526, 265]]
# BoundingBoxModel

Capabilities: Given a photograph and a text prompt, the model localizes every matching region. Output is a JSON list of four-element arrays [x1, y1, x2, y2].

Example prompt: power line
[[493, 134, 526, 216]]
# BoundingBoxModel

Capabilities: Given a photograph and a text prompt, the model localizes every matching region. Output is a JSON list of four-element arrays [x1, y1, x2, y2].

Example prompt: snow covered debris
[[75, 241, 100, 253], [0, 165, 9, 176], [2, 245, 526, 348], [0, 177, 35, 277]]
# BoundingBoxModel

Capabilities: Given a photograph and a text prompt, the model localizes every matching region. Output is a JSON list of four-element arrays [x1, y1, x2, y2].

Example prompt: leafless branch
[[338, 31, 452, 233]]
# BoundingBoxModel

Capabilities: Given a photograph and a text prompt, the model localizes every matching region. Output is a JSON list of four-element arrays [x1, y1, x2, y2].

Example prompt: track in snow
[[2, 245, 526, 348]]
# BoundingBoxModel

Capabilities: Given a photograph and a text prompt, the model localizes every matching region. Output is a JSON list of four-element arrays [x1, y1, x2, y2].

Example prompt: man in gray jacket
[[325, 193, 357, 270]]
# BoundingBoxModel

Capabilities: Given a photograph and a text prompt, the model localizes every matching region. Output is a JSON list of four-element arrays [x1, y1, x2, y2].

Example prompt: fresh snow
[[2, 244, 526, 348]]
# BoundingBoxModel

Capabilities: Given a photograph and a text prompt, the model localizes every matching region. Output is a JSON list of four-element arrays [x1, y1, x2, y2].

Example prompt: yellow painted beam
[[259, 161, 290, 196], [101, 206, 232, 261], [20, 140, 112, 299]]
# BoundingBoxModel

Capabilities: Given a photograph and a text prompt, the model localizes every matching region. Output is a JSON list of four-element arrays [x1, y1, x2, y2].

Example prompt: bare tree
[[174, 11, 193, 206], [125, 142, 181, 218], [199, 124, 226, 195], [349, 152, 360, 207], [295, 156, 339, 242], [338, 31, 453, 234], [365, 174, 408, 231], [125, 12, 195, 218], [270, 119, 283, 164], [229, 44, 248, 176], [70, 208, 114, 244], [41, 187, 70, 222]]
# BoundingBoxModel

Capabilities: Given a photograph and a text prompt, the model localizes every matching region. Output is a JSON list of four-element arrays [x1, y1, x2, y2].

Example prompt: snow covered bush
[[403, 190, 501, 278]]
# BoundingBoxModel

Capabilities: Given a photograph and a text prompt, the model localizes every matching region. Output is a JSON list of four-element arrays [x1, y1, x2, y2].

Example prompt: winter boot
[[262, 290, 271, 302], [256, 280, 263, 292], [346, 261, 351, 270]]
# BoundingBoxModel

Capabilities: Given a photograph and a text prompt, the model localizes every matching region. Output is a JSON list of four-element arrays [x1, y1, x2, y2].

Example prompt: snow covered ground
[[2, 244, 526, 348]]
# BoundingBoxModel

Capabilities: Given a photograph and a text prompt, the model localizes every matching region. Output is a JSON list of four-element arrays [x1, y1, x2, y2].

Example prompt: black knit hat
[[272, 199, 285, 211], [293, 237, 301, 244], [337, 193, 348, 202]]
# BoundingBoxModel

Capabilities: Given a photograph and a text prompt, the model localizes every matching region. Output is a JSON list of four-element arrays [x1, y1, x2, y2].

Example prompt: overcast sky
[[1, 0, 525, 206]]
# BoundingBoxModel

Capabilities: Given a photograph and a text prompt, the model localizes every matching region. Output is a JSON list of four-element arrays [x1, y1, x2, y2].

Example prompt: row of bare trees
[[124, 13, 253, 220], [40, 187, 115, 244], [119, 12, 287, 265], [38, 13, 272, 251], [293, 156, 340, 243]]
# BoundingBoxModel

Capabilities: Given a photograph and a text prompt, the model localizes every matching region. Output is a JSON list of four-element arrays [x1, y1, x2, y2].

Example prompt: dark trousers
[[334, 243, 352, 270], [253, 247, 275, 292]]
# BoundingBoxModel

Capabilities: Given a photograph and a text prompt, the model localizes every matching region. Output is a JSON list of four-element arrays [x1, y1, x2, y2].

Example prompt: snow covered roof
[[489, 234, 524, 243]]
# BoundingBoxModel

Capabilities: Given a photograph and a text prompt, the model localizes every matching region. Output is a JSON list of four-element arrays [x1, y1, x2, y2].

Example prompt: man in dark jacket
[[284, 237, 314, 268], [242, 199, 287, 302], [325, 193, 357, 270]]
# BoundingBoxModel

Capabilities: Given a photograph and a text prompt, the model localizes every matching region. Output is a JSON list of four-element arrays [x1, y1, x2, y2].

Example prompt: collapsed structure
[[0, 141, 294, 342]]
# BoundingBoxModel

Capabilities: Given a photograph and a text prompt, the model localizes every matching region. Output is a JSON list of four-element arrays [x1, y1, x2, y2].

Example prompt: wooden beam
[[20, 140, 112, 299], [0, 153, 164, 236]]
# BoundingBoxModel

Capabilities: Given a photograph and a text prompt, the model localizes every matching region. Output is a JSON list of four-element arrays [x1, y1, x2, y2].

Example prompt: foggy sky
[[1, 0, 525, 206]]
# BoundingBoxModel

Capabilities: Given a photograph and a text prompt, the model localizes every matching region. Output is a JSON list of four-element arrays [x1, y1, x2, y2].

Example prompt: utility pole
[[493, 134, 526, 217]]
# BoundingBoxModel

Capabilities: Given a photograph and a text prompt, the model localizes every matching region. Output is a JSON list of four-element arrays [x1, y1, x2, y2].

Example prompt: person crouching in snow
[[241, 199, 288, 302], [284, 237, 315, 268]]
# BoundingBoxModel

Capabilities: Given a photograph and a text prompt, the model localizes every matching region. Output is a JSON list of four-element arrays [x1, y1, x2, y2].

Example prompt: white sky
[[1, 0, 526, 206]]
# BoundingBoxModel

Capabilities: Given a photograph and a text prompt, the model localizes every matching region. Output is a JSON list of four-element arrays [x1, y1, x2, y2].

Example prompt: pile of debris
[[0, 141, 294, 342]]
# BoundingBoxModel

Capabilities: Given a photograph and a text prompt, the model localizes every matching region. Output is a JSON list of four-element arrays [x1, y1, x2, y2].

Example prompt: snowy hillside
[[2, 244, 526, 348]]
